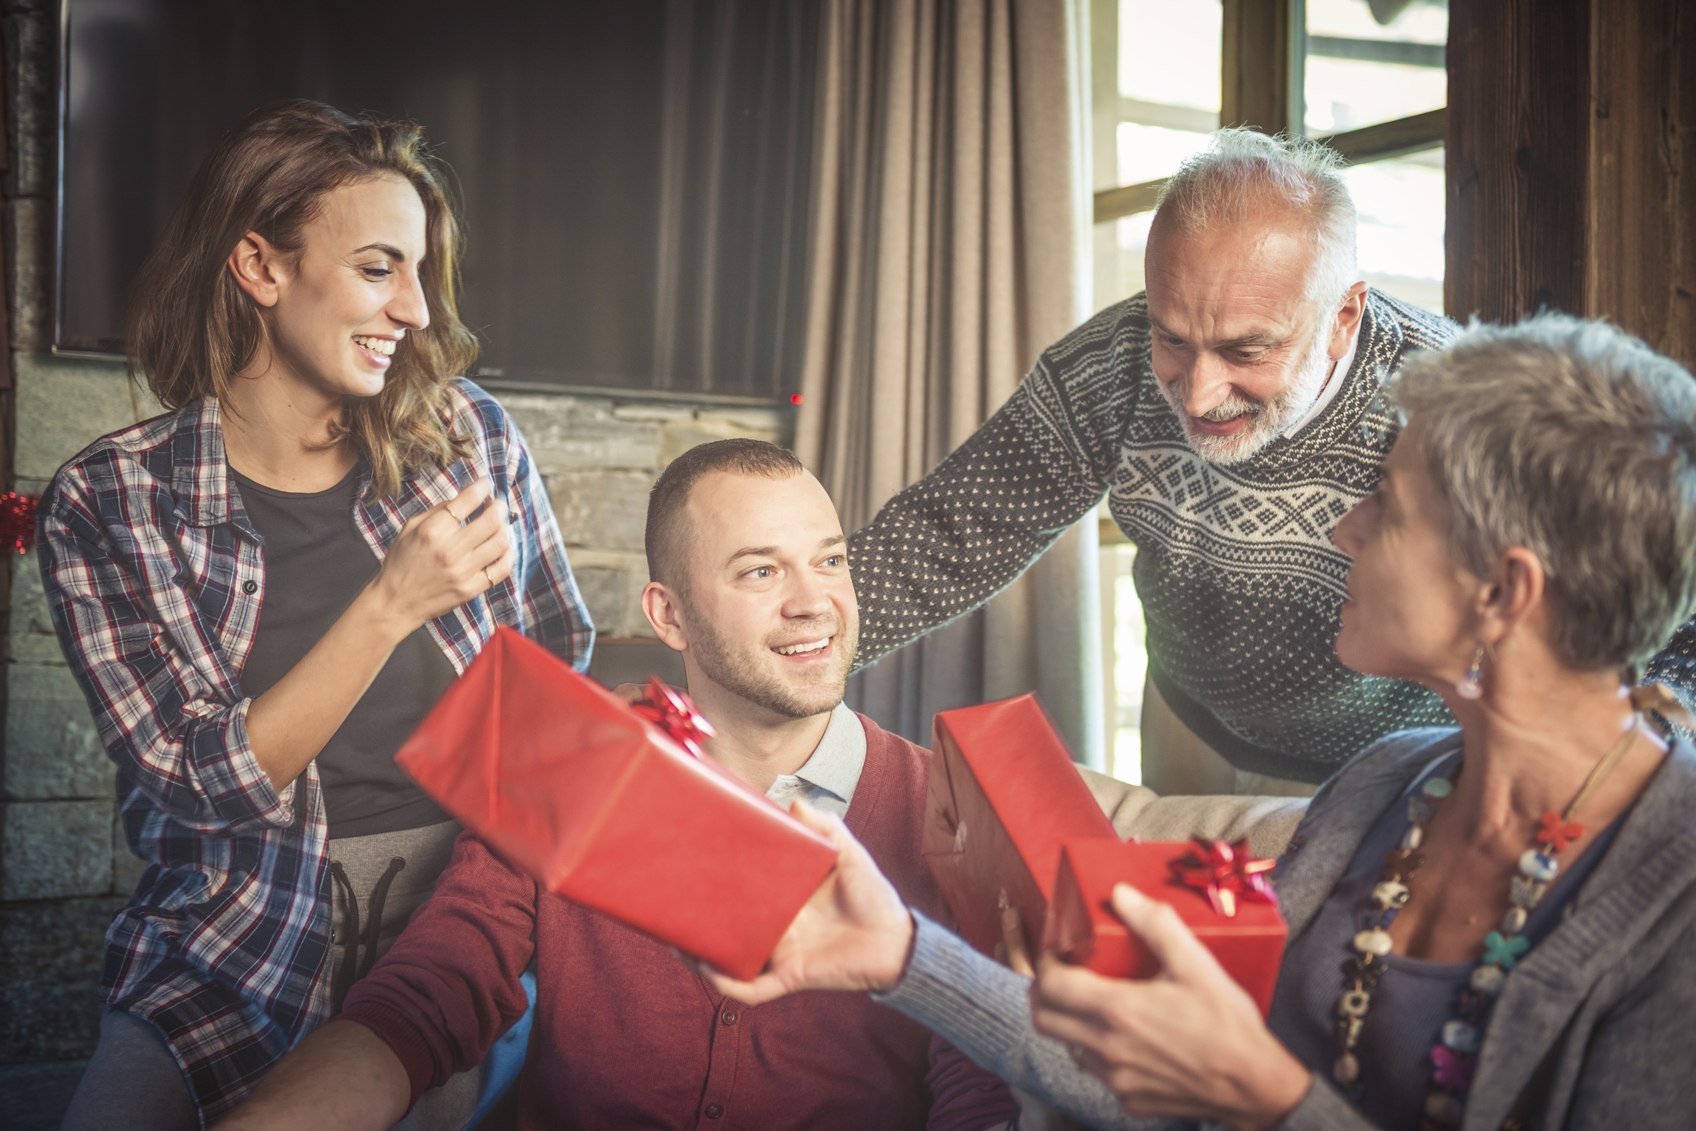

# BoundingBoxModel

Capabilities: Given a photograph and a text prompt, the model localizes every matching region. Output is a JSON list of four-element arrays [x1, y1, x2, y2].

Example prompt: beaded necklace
[[1331, 717, 1642, 1129]]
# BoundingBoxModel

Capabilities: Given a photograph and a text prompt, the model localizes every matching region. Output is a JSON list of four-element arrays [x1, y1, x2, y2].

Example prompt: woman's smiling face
[[260, 173, 430, 403]]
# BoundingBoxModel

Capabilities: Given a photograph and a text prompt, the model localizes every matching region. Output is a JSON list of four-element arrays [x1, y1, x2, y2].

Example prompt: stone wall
[[0, 0, 791, 1062]]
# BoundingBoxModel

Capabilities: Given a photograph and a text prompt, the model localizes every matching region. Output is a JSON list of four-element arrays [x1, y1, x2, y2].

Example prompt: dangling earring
[[1455, 645, 1486, 700]]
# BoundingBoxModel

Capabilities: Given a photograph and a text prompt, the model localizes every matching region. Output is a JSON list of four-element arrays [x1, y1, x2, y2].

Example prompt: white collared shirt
[[764, 703, 867, 818], [1283, 329, 1361, 438]]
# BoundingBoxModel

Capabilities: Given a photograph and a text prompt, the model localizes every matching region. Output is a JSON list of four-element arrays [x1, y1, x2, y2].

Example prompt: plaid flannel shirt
[[37, 379, 593, 1120]]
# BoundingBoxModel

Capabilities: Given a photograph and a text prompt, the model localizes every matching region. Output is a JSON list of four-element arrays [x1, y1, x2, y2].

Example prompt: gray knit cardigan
[[880, 728, 1696, 1130]]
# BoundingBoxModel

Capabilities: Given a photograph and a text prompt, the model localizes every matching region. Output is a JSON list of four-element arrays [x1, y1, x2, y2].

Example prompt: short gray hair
[[1155, 128, 1359, 310], [1391, 313, 1696, 676]]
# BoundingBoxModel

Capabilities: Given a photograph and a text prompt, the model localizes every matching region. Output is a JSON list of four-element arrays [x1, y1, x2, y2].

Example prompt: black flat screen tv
[[57, 0, 818, 400]]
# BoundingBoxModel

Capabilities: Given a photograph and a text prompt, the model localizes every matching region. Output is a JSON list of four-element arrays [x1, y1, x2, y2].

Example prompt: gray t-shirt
[[232, 464, 456, 837]]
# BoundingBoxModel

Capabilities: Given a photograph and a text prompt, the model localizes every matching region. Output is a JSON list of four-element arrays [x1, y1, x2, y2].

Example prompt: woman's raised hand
[[701, 801, 916, 1004], [1029, 884, 1309, 1130], [369, 478, 514, 636]]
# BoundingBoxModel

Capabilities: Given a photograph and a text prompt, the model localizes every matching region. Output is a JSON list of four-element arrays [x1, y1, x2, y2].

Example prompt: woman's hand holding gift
[[1030, 883, 1310, 1131]]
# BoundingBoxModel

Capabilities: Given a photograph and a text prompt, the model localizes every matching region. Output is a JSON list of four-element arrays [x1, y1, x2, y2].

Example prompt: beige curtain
[[796, 0, 1104, 765]]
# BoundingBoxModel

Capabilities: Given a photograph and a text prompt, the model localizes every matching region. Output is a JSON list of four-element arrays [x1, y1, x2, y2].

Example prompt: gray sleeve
[[880, 918, 1378, 1131], [1265, 1081, 1375, 1131], [848, 304, 1145, 668], [875, 914, 1143, 1131]]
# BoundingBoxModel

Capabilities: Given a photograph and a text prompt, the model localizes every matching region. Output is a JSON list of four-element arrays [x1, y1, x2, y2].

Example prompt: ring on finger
[[446, 508, 463, 524], [483, 565, 494, 586]]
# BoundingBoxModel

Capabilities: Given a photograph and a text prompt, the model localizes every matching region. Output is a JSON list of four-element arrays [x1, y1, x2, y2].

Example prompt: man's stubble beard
[[685, 612, 860, 721]]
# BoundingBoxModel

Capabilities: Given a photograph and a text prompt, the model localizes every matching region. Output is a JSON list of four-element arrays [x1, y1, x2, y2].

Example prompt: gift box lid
[[396, 627, 838, 979], [1048, 838, 1286, 1014], [925, 694, 1116, 955]]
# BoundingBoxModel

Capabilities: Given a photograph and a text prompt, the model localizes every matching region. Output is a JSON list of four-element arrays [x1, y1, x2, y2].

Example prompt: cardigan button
[[705, 1103, 724, 1119], [242, 579, 259, 595], [720, 1009, 738, 1026]]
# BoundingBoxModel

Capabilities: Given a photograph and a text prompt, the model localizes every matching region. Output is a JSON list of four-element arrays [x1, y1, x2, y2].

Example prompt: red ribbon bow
[[1169, 837, 1277, 918], [1, 492, 39, 555], [632, 677, 715, 759]]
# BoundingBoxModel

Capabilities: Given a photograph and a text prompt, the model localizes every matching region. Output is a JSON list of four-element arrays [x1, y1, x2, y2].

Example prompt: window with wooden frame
[[1091, 0, 1448, 779]]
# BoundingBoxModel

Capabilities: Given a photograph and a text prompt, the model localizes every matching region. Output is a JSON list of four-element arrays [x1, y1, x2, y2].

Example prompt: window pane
[[1114, 122, 1216, 187], [1118, 0, 1222, 112], [1092, 0, 1222, 310], [1109, 543, 1148, 783], [1304, 0, 1447, 134], [1094, 211, 1155, 310], [1344, 146, 1445, 312]]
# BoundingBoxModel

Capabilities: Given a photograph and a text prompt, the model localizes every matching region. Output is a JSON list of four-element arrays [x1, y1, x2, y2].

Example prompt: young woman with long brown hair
[[40, 100, 592, 1128]]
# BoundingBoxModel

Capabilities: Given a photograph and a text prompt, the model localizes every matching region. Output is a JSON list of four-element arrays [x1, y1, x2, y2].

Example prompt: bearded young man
[[848, 127, 1695, 794], [214, 439, 1018, 1131]]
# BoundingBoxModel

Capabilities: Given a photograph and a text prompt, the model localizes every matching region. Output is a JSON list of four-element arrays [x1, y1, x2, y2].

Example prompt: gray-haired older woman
[[705, 313, 1696, 1131]]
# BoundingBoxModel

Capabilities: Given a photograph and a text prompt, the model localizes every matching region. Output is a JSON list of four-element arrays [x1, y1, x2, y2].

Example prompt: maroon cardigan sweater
[[339, 713, 1017, 1130]]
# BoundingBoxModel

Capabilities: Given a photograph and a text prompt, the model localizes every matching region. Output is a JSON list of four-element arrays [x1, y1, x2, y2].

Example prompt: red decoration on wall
[[1, 492, 39, 554]]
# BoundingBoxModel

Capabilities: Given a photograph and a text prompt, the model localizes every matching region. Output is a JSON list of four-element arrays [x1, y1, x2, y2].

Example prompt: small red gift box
[[395, 627, 837, 980], [923, 694, 1117, 958], [1046, 838, 1287, 1015]]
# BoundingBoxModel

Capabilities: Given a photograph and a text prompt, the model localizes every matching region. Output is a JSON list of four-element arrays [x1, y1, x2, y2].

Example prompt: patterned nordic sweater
[[849, 290, 1696, 781]]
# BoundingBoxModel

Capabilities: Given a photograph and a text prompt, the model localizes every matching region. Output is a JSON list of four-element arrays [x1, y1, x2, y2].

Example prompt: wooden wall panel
[[1448, 0, 1695, 367], [1586, 0, 1695, 364], [1446, 0, 1590, 324], [1221, 0, 1297, 135]]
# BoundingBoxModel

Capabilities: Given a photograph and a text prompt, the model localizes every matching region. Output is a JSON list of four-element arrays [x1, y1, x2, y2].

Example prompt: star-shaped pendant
[[1534, 810, 1584, 853]]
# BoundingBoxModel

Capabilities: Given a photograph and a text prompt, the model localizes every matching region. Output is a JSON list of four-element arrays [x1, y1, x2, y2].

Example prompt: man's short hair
[[1390, 313, 1696, 677], [645, 438, 806, 590], [1155, 127, 1359, 312]]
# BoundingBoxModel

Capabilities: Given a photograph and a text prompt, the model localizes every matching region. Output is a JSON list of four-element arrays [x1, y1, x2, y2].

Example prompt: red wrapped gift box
[[395, 627, 837, 980], [923, 694, 1117, 958], [1046, 839, 1287, 1015]]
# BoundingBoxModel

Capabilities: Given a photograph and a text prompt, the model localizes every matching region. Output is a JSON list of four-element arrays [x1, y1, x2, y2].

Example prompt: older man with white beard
[[848, 128, 1696, 795]]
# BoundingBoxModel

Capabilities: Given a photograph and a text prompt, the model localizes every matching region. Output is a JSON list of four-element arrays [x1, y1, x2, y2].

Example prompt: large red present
[[395, 627, 837, 980], [923, 694, 1117, 958], [1046, 838, 1287, 1015]]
